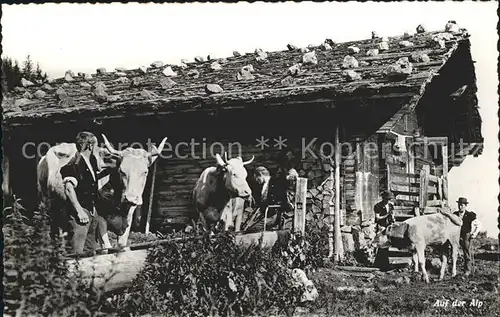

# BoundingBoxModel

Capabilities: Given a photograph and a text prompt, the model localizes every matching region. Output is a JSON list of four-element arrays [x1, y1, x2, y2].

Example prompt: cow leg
[[198, 212, 209, 231], [234, 210, 242, 233], [221, 200, 233, 231], [417, 245, 430, 283], [412, 252, 419, 273], [233, 198, 245, 233], [439, 252, 448, 281], [117, 206, 136, 250], [451, 242, 459, 277], [96, 215, 112, 252]]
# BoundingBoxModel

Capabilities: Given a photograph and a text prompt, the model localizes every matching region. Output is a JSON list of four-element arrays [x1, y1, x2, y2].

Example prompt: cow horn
[[150, 137, 168, 157], [215, 153, 227, 167], [101, 134, 123, 156], [243, 155, 255, 165], [224, 152, 229, 163]]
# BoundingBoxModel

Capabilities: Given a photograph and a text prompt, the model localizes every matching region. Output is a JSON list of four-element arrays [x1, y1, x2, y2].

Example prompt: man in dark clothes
[[453, 197, 482, 276], [245, 166, 289, 232], [374, 190, 395, 233], [60, 131, 109, 254]]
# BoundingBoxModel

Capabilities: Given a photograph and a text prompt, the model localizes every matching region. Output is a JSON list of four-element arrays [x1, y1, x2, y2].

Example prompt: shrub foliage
[[3, 197, 330, 317], [109, 231, 308, 317], [3, 197, 109, 317]]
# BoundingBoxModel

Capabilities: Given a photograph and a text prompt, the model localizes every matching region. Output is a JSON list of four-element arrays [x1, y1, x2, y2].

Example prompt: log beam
[[66, 231, 290, 292]]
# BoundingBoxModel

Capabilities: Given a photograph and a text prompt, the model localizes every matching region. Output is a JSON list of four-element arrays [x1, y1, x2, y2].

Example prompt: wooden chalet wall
[[151, 135, 337, 231]]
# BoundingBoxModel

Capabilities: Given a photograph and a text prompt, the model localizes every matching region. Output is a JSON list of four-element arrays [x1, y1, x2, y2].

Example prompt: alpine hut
[[2, 23, 483, 240]]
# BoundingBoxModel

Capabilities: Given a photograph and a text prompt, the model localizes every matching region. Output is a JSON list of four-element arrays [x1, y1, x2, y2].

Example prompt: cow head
[[101, 134, 167, 206], [367, 228, 391, 250], [215, 152, 253, 199]]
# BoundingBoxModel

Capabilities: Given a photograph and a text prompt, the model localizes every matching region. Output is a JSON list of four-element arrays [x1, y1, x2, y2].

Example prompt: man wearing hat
[[244, 166, 289, 232], [453, 197, 482, 276], [374, 190, 396, 232]]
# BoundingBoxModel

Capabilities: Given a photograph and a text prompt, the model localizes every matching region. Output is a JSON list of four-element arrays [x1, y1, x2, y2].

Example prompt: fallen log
[[336, 266, 380, 273], [335, 286, 375, 293], [67, 230, 290, 292]]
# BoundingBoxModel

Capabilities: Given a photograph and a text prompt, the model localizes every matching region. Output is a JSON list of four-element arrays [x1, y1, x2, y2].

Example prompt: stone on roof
[[445, 21, 459, 33], [416, 24, 427, 34], [150, 61, 164, 68], [399, 41, 414, 48], [302, 51, 317, 65], [288, 64, 301, 76], [210, 62, 222, 71], [159, 78, 176, 89], [187, 69, 200, 79], [34, 90, 46, 99], [342, 56, 358, 69], [162, 66, 177, 77], [281, 76, 296, 87], [21, 78, 34, 87], [342, 70, 362, 82], [205, 84, 223, 94], [140, 89, 159, 99], [385, 57, 413, 80], [347, 46, 360, 54]]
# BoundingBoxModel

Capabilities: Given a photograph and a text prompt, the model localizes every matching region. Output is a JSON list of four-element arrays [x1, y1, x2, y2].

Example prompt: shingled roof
[[3, 26, 473, 127]]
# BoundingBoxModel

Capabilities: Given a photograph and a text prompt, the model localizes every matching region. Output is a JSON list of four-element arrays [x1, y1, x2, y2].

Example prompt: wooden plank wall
[[151, 140, 284, 230], [339, 134, 380, 223], [149, 136, 335, 231]]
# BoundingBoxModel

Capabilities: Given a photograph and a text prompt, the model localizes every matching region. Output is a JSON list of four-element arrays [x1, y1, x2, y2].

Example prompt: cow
[[192, 153, 254, 233], [37, 134, 167, 251], [367, 208, 463, 283]]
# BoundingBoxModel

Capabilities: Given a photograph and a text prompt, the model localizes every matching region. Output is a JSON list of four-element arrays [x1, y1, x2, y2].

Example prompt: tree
[[1, 55, 48, 93], [22, 54, 33, 79]]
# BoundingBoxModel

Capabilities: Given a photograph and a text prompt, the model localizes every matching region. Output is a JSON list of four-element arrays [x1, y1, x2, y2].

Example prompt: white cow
[[37, 134, 167, 250]]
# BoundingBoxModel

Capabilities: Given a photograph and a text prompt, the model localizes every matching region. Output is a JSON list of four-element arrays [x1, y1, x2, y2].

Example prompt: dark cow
[[37, 134, 167, 250], [368, 207, 463, 283], [192, 153, 254, 232]]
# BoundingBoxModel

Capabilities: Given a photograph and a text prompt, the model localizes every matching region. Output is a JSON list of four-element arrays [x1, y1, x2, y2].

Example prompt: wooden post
[[414, 207, 421, 217], [334, 126, 344, 261], [328, 157, 335, 259], [144, 160, 158, 234], [386, 163, 391, 191], [293, 177, 307, 235], [354, 141, 363, 217], [2, 155, 11, 198], [419, 164, 430, 211], [441, 140, 449, 206]]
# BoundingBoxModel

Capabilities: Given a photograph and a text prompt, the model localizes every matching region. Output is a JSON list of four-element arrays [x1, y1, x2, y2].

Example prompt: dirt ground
[[124, 231, 499, 317], [300, 245, 499, 316]]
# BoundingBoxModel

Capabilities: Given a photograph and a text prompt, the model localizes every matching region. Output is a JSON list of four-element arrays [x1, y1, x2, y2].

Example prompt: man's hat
[[381, 190, 394, 199], [456, 197, 469, 205]]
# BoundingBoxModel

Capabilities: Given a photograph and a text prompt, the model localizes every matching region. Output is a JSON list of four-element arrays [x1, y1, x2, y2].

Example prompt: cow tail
[[36, 156, 49, 212]]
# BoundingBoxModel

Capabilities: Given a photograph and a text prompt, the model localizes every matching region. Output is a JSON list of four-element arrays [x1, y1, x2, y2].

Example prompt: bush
[[3, 197, 110, 317], [274, 225, 331, 274], [108, 231, 305, 317], [3, 197, 329, 316]]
